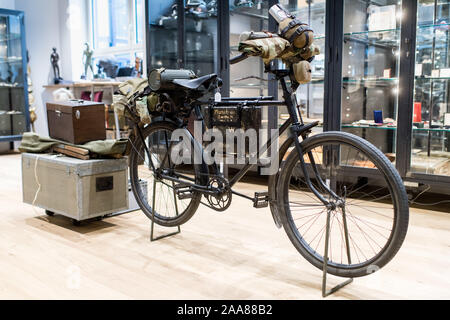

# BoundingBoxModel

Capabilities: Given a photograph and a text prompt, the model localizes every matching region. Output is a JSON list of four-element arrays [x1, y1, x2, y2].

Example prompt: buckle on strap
[[288, 28, 313, 49], [280, 18, 306, 35]]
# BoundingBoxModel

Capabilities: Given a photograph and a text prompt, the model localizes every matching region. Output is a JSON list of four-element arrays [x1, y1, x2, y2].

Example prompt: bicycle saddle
[[172, 73, 217, 90]]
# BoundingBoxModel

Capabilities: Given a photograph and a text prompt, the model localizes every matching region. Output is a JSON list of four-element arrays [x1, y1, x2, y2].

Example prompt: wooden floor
[[0, 153, 449, 299]]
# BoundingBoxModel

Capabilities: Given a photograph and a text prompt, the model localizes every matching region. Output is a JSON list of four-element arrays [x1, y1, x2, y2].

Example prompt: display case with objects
[[228, 0, 271, 151], [329, 0, 450, 189], [340, 0, 402, 163], [146, 0, 216, 76], [0, 9, 29, 142], [411, 0, 450, 177], [144, 0, 450, 190], [276, 0, 326, 144]]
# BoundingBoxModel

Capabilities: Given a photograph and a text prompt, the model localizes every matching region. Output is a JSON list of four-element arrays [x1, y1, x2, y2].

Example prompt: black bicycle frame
[[131, 71, 337, 208], [194, 73, 336, 207]]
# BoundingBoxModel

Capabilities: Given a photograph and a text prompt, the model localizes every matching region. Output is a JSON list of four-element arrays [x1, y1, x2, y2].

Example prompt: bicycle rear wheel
[[278, 131, 409, 278], [129, 121, 206, 227]]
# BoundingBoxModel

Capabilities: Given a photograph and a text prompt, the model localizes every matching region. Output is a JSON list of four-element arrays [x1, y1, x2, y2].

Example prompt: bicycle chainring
[[205, 176, 232, 212]]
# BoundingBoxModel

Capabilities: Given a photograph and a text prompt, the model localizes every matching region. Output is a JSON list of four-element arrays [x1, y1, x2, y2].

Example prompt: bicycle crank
[[203, 176, 232, 212]]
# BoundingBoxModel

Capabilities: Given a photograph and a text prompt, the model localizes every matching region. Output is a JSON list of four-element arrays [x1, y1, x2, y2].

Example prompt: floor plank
[[0, 153, 449, 299]]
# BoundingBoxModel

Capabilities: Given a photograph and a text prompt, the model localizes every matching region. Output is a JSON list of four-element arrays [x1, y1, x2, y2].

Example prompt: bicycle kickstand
[[149, 180, 182, 242], [321, 208, 353, 297]]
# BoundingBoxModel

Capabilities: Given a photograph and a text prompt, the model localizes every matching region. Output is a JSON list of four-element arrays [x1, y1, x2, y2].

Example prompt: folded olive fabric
[[19, 132, 128, 156]]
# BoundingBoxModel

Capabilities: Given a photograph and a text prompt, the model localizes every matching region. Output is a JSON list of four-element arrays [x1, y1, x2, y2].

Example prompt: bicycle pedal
[[174, 183, 193, 200], [253, 191, 269, 208]]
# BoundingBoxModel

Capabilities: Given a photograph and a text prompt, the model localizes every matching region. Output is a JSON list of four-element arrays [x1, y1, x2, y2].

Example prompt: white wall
[[13, 0, 88, 136], [14, 0, 61, 136], [0, 0, 14, 10]]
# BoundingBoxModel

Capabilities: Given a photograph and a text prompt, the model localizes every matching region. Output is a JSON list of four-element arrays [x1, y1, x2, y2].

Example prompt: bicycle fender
[[268, 135, 297, 229]]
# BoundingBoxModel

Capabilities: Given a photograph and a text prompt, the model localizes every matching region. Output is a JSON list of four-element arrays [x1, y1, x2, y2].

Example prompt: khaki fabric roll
[[238, 36, 290, 64]]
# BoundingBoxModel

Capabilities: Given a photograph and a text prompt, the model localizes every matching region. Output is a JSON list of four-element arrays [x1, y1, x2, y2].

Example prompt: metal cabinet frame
[[144, 0, 450, 188], [0, 9, 30, 144]]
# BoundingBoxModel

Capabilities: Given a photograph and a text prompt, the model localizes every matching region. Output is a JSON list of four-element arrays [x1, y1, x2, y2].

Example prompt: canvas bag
[[112, 78, 158, 124]]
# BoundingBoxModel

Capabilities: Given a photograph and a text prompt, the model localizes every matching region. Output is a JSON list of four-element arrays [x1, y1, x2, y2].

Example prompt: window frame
[[88, 0, 146, 71]]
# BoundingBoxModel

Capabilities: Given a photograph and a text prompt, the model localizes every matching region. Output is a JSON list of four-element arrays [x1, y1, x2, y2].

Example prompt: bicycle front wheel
[[278, 131, 409, 278]]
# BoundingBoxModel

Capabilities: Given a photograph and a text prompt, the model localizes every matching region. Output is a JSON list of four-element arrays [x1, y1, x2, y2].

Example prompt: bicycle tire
[[129, 121, 205, 227], [277, 131, 409, 278]]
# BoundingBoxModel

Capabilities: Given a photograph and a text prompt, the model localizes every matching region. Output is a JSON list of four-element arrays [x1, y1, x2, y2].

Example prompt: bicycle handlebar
[[229, 53, 249, 65]]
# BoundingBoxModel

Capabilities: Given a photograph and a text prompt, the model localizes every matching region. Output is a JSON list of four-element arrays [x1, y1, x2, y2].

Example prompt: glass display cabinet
[[146, 0, 217, 74], [277, 0, 326, 138], [144, 0, 450, 189], [0, 9, 29, 143], [229, 1, 270, 147], [411, 0, 450, 177], [229, 1, 269, 98], [333, 0, 450, 187], [340, 0, 402, 164]]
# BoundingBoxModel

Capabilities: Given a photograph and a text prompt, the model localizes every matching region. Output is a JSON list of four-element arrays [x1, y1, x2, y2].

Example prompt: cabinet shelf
[[415, 76, 450, 81], [417, 22, 450, 30], [343, 125, 450, 133], [0, 9, 29, 143], [342, 77, 398, 86], [0, 32, 21, 41]]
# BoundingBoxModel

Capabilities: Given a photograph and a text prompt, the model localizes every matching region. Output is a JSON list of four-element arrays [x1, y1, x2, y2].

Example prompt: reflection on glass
[[230, 1, 268, 97], [411, 0, 450, 176], [184, 0, 217, 76], [341, 0, 402, 166], [279, 0, 326, 137], [229, 1, 269, 152], [0, 12, 26, 138], [148, 1, 178, 69]]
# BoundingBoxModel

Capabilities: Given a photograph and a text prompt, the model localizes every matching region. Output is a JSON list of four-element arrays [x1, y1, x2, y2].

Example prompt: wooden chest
[[47, 100, 106, 144]]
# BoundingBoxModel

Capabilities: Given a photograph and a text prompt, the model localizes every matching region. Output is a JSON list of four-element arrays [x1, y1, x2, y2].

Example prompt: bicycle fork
[[280, 77, 340, 209]]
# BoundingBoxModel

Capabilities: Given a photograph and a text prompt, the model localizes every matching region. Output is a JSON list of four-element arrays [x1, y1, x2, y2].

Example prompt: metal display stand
[[321, 208, 353, 297]]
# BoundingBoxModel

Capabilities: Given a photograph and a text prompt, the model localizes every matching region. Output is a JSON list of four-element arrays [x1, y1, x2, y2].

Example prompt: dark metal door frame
[[397, 0, 418, 177], [324, 0, 344, 132], [217, 0, 230, 95]]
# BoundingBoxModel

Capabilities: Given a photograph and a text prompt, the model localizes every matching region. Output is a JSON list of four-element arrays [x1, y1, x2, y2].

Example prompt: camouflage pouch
[[299, 44, 320, 61], [147, 92, 159, 112], [112, 94, 128, 117], [292, 60, 312, 84], [280, 43, 320, 64], [136, 96, 151, 124]]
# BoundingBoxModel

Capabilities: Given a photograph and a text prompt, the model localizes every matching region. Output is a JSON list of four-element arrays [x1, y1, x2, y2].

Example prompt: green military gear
[[113, 78, 149, 116], [19, 132, 128, 156]]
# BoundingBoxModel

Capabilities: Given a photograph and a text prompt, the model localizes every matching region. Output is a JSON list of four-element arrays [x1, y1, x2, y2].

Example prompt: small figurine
[[82, 42, 94, 80], [135, 57, 143, 78], [50, 47, 63, 84], [27, 51, 37, 132]]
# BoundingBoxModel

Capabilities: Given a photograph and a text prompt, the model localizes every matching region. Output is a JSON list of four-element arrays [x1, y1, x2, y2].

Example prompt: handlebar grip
[[230, 53, 249, 65]]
